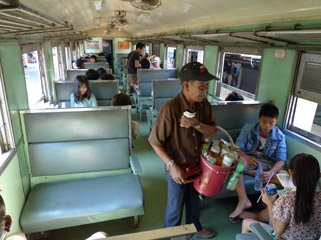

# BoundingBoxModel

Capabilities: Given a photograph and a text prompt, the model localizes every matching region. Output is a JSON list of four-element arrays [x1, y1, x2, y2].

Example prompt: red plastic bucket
[[193, 154, 235, 197]]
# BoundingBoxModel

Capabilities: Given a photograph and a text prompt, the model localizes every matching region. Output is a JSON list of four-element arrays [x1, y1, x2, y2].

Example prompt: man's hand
[[180, 115, 199, 129], [237, 150, 258, 167], [262, 170, 275, 183], [168, 164, 193, 184]]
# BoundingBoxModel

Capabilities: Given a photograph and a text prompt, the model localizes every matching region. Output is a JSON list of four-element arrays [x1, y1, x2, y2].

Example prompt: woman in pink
[[262, 153, 321, 240]]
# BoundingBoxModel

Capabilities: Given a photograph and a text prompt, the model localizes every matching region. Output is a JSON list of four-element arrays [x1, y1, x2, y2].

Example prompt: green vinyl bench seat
[[20, 174, 143, 233], [19, 107, 144, 233]]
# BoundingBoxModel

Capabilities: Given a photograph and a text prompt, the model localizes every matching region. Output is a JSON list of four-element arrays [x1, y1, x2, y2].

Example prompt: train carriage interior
[[0, 0, 321, 239]]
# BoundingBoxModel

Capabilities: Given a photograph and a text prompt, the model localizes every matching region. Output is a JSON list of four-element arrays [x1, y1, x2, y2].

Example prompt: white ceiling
[[18, 0, 321, 38]]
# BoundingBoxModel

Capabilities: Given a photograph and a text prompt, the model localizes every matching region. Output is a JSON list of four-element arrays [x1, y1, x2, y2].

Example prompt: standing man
[[148, 62, 218, 239], [126, 42, 145, 94]]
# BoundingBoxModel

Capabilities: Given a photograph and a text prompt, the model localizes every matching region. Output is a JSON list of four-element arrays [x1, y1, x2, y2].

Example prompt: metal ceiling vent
[[129, 0, 161, 11]]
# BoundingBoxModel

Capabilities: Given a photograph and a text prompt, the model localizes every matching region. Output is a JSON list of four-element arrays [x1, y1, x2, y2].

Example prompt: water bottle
[[254, 163, 263, 191], [226, 171, 240, 191], [226, 161, 245, 191]]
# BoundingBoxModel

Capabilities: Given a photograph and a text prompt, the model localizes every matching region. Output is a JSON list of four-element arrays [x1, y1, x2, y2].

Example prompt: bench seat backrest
[[21, 107, 131, 183], [67, 69, 88, 80], [84, 62, 109, 70], [54, 80, 118, 106], [137, 69, 177, 97], [153, 79, 181, 111], [211, 101, 264, 141]]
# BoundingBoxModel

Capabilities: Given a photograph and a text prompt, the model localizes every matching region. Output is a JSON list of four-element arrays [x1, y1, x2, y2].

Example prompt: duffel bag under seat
[[20, 173, 144, 233]]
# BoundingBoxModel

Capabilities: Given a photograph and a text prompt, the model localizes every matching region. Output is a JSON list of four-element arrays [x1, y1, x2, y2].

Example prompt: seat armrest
[[130, 155, 142, 175], [250, 223, 273, 240]]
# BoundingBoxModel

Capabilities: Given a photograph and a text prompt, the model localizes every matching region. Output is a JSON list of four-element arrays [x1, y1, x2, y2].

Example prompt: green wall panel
[[286, 137, 321, 166], [175, 44, 184, 71], [204, 45, 219, 97], [257, 48, 297, 124], [0, 42, 28, 110]]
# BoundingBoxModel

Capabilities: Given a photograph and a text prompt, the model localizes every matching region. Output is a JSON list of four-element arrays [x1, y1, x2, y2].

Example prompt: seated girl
[[236, 153, 321, 240], [70, 75, 97, 108]]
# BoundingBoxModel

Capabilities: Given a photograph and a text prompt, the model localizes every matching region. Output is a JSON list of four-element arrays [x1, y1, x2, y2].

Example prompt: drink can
[[266, 183, 277, 196]]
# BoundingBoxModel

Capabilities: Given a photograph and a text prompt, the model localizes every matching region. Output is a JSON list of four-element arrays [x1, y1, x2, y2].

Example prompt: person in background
[[70, 75, 97, 108], [148, 62, 218, 239], [236, 153, 321, 240], [126, 42, 145, 95], [90, 55, 97, 63], [151, 57, 161, 69], [225, 91, 244, 101], [229, 103, 287, 223], [112, 93, 139, 140], [76, 58, 85, 69], [97, 68, 107, 78], [85, 69, 99, 80], [100, 73, 115, 80], [140, 52, 151, 69], [71, 60, 77, 69], [0, 194, 27, 240]]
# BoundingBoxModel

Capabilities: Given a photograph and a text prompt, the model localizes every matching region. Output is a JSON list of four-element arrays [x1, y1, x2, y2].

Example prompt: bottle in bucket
[[226, 161, 245, 191], [202, 149, 216, 164], [266, 184, 277, 196], [254, 163, 263, 191]]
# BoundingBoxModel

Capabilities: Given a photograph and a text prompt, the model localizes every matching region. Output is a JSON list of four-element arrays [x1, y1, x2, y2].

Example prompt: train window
[[166, 47, 176, 69], [22, 51, 45, 106], [185, 47, 204, 64], [0, 61, 14, 160], [217, 50, 262, 100], [52, 46, 60, 80], [286, 52, 321, 145]]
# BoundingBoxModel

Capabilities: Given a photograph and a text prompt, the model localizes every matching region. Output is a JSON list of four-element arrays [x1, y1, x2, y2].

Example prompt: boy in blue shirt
[[229, 103, 287, 221]]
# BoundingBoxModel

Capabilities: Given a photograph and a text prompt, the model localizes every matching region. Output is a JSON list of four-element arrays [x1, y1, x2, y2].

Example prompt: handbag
[[181, 162, 201, 180]]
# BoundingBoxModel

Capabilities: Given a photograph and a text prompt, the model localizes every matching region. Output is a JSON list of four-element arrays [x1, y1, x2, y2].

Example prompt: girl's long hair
[[289, 153, 320, 224], [73, 75, 91, 102]]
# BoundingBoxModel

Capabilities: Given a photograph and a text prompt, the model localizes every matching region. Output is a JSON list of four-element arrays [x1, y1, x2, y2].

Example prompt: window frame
[[284, 51, 321, 150], [0, 59, 16, 172], [215, 47, 263, 100]]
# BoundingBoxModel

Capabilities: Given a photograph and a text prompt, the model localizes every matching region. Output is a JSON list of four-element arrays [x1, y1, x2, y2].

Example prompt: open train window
[[216, 49, 262, 100], [286, 52, 321, 146], [184, 47, 204, 64], [0, 60, 14, 164]]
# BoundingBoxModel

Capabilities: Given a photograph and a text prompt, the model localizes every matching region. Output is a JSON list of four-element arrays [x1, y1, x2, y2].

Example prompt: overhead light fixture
[[94, 0, 103, 10]]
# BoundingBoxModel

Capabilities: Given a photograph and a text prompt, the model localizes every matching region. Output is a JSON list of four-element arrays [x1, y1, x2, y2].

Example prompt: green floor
[[32, 110, 242, 240]]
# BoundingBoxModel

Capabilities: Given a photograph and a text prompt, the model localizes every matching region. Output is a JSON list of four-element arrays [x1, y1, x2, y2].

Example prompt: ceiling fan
[[122, 0, 161, 11]]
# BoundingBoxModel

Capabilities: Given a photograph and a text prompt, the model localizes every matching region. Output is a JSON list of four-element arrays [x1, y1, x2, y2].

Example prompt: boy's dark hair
[[101, 73, 115, 80], [259, 103, 279, 118], [112, 93, 132, 106], [136, 42, 145, 50], [90, 55, 97, 60], [85, 69, 99, 80], [96, 68, 107, 78], [225, 91, 244, 101]]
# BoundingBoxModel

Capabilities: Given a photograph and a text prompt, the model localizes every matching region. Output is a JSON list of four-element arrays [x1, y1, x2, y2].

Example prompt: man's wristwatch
[[194, 122, 202, 129]]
